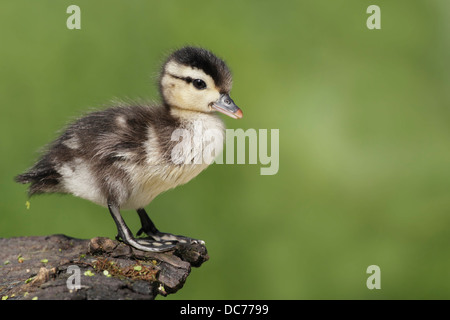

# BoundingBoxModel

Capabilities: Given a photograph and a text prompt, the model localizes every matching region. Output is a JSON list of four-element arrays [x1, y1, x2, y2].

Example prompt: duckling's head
[[160, 47, 243, 119]]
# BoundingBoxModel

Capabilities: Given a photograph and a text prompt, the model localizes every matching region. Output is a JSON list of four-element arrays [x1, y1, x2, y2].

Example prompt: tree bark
[[0, 234, 208, 300]]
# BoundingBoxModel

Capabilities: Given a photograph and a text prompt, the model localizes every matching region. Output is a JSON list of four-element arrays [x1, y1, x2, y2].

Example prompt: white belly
[[121, 162, 209, 210]]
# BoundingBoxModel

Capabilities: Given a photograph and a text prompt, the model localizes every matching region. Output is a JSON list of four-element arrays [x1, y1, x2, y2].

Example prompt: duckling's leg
[[136, 208, 159, 236], [135, 208, 205, 246], [107, 203, 175, 252]]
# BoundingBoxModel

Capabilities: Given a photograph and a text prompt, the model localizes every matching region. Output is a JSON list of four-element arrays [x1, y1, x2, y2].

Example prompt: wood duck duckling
[[15, 46, 243, 252]]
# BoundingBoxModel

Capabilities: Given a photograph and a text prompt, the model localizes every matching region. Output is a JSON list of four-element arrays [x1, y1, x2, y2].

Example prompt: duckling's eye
[[192, 79, 207, 90]]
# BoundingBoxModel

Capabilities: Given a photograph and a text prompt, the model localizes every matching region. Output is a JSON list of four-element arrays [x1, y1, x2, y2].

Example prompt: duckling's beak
[[211, 94, 243, 119]]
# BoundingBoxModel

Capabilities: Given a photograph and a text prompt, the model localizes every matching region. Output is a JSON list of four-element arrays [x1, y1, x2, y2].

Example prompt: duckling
[[15, 46, 243, 252]]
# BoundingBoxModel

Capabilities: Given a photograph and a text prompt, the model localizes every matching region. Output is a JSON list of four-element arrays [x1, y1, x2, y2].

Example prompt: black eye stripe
[[168, 73, 191, 83], [168, 74, 207, 90]]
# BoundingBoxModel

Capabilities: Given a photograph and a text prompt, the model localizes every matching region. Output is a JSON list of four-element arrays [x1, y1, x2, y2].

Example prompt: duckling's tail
[[14, 172, 33, 184], [15, 167, 62, 196]]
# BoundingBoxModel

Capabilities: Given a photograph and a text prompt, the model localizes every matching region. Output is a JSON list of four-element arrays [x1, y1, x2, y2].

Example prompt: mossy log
[[0, 234, 208, 300]]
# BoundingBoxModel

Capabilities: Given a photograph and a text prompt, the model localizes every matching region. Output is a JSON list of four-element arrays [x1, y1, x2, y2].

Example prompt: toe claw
[[191, 239, 206, 245]]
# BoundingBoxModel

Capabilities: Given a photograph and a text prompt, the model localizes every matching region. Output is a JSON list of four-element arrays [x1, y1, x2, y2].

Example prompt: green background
[[1, 0, 450, 299]]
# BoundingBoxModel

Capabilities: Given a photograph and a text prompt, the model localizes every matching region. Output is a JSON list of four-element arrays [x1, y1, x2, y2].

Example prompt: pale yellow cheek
[[191, 89, 221, 113], [205, 89, 221, 104], [170, 88, 220, 113]]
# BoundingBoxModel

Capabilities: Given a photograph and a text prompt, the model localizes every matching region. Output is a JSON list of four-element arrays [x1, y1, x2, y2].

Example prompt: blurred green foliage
[[1, 0, 450, 299]]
